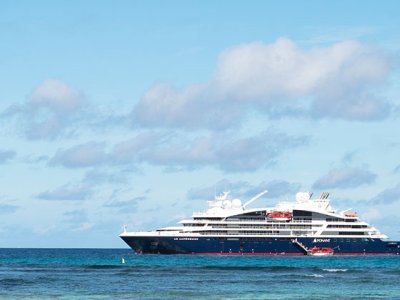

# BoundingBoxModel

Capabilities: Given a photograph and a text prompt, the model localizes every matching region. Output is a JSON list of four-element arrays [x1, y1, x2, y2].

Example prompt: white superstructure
[[122, 191, 386, 239]]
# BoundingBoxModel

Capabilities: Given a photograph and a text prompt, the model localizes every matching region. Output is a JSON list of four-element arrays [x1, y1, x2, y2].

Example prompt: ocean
[[0, 248, 399, 299]]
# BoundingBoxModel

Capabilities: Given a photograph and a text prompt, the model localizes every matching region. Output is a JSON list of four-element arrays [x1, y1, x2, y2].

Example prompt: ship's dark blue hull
[[121, 236, 400, 255]]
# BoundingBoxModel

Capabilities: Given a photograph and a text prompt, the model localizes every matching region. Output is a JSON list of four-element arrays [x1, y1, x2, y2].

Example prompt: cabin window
[[339, 231, 364, 235]]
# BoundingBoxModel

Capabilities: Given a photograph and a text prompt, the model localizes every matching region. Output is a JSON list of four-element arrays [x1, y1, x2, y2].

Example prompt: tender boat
[[308, 246, 334, 256], [266, 211, 292, 221]]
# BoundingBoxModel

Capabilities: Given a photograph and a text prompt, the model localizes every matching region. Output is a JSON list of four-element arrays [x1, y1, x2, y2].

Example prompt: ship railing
[[199, 232, 279, 236], [211, 225, 313, 229], [197, 233, 313, 237], [293, 219, 312, 222], [192, 218, 313, 223]]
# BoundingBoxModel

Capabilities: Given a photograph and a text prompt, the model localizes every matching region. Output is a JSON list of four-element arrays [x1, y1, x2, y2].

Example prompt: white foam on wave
[[305, 274, 324, 278], [322, 268, 348, 272]]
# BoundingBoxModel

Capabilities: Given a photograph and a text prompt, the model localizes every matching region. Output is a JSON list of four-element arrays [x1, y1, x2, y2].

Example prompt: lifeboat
[[266, 211, 292, 221], [307, 246, 334, 256]]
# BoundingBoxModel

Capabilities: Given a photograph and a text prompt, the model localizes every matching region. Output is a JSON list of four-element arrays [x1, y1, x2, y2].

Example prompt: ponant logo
[[312, 238, 331, 243]]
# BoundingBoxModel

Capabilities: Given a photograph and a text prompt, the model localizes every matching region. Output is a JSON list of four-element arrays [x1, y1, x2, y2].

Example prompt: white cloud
[[50, 142, 108, 168], [132, 38, 393, 129], [37, 183, 92, 201], [82, 169, 128, 185], [140, 135, 216, 168], [216, 38, 392, 121], [215, 132, 307, 172], [25, 116, 64, 140], [30, 79, 84, 113], [132, 82, 243, 130], [112, 132, 161, 164], [48, 130, 308, 172], [136, 130, 308, 172], [215, 38, 319, 100], [2, 79, 85, 140], [370, 183, 400, 205], [312, 167, 377, 190]]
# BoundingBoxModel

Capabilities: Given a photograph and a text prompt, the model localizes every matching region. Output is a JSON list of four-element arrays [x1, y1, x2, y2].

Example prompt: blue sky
[[1, 1, 400, 248]]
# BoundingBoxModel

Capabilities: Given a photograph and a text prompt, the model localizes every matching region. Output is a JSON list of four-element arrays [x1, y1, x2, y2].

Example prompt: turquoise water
[[1, 249, 400, 299]]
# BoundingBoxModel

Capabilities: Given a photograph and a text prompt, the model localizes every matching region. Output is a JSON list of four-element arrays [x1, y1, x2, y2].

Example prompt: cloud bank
[[1, 38, 393, 142], [49, 130, 309, 172], [133, 38, 392, 130]]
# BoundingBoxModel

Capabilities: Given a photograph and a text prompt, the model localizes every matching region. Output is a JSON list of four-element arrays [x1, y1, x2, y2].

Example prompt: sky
[[1, 0, 400, 248]]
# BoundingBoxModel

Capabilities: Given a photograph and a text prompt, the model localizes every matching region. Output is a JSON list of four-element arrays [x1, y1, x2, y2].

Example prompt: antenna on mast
[[242, 190, 268, 208]]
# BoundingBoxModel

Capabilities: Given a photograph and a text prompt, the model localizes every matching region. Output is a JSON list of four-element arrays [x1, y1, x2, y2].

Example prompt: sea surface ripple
[[0, 248, 400, 299]]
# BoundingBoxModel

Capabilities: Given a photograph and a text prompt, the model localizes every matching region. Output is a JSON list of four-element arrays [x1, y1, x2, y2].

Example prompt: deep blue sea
[[1, 249, 400, 299]]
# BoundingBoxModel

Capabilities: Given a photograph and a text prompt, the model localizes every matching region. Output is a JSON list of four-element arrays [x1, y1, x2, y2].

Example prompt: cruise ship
[[120, 191, 400, 255]]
